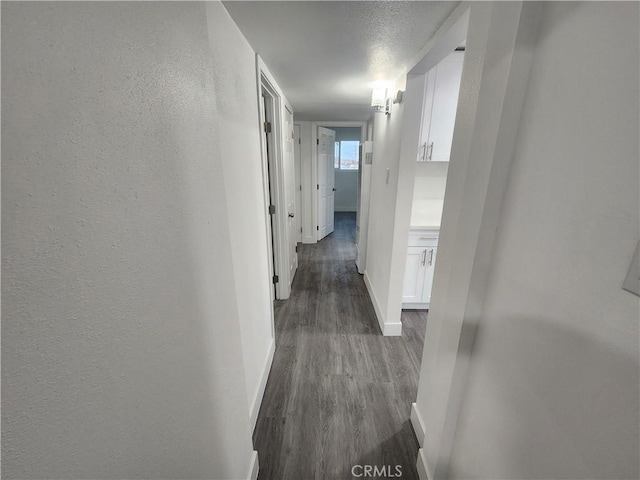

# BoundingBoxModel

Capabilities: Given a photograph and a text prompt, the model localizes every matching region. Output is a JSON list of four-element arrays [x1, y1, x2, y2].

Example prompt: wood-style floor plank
[[254, 213, 427, 480]]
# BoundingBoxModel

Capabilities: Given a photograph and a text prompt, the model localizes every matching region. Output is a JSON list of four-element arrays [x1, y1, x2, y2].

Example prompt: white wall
[[2, 2, 261, 478], [209, 2, 275, 430], [363, 79, 407, 336], [448, 3, 639, 478], [413, 162, 448, 202], [335, 171, 358, 212]]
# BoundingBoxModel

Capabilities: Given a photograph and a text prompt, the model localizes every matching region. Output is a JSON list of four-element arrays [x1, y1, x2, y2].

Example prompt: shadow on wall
[[450, 314, 640, 479]]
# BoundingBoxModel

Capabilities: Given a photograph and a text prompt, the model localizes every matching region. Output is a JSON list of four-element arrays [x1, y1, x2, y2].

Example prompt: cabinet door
[[403, 247, 427, 303], [417, 71, 437, 162], [427, 53, 464, 162], [421, 247, 438, 304]]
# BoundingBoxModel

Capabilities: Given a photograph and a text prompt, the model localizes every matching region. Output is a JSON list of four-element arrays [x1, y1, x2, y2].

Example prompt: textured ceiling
[[223, 1, 459, 121]]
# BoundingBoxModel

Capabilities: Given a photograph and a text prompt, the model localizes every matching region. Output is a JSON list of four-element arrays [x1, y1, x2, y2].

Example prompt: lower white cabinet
[[402, 230, 438, 309]]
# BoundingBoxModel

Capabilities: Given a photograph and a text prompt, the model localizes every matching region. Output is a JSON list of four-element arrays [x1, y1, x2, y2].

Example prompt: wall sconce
[[371, 88, 387, 113]]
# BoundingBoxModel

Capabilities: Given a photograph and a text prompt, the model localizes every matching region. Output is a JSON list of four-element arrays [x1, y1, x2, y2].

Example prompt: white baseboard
[[249, 338, 275, 432], [334, 207, 357, 212], [247, 450, 259, 480], [363, 271, 402, 336], [410, 403, 426, 447], [416, 448, 433, 480], [302, 234, 316, 244], [402, 302, 430, 310]]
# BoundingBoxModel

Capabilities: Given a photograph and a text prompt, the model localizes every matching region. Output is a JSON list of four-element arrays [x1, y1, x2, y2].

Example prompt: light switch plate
[[622, 239, 640, 297]]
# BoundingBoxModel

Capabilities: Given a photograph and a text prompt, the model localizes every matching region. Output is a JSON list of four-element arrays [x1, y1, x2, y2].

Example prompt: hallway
[[254, 213, 427, 480]]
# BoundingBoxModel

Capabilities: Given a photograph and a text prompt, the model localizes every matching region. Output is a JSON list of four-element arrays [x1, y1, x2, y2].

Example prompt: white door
[[285, 106, 298, 282], [402, 247, 427, 303], [317, 127, 335, 240], [419, 51, 464, 162], [294, 124, 302, 244], [428, 52, 464, 162]]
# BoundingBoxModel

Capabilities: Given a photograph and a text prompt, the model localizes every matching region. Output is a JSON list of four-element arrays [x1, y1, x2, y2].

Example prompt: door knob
[[288, 212, 295, 218], [332, 188, 337, 191]]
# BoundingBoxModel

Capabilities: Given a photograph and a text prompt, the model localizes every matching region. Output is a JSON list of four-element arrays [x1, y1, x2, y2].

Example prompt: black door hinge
[[316, 138, 319, 145], [317, 184, 319, 190], [264, 121, 272, 133], [268, 205, 276, 215], [317, 226, 319, 231], [295, 245, 298, 253], [273, 275, 279, 284]]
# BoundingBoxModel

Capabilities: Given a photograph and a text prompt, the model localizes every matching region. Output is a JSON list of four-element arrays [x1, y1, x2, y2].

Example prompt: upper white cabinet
[[417, 51, 464, 162]]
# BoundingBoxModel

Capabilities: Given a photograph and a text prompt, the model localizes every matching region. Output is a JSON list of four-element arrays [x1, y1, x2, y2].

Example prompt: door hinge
[[295, 245, 298, 253], [268, 205, 276, 215], [317, 226, 319, 231], [300, 227, 303, 233], [298, 138, 301, 145], [272, 275, 279, 284], [264, 121, 272, 133], [300, 185, 302, 191], [317, 184, 319, 190], [316, 138, 319, 145]]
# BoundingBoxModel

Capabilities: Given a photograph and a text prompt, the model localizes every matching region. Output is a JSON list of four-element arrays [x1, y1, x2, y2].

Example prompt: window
[[334, 140, 360, 170]]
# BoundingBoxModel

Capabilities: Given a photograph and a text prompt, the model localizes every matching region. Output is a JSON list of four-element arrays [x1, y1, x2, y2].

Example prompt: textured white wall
[[2, 2, 257, 478], [209, 1, 275, 429], [448, 2, 639, 478]]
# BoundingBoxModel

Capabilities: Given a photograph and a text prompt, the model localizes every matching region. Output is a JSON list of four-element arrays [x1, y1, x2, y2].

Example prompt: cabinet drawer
[[408, 230, 439, 247]]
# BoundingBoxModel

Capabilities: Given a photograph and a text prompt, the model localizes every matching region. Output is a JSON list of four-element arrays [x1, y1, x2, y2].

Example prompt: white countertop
[[410, 198, 444, 229]]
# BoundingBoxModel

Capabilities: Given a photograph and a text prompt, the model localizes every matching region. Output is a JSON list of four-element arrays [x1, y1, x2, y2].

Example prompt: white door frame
[[294, 124, 302, 244], [256, 55, 294, 300], [310, 121, 367, 242], [381, 2, 543, 478]]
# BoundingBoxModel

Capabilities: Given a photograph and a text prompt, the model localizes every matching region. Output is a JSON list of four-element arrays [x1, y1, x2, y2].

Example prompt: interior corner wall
[[447, 2, 639, 479], [364, 77, 407, 335], [296, 121, 315, 243], [2, 2, 256, 478], [210, 1, 275, 430]]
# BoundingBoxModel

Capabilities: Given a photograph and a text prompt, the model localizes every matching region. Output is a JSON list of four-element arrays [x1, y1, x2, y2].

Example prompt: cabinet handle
[[427, 142, 434, 161], [428, 249, 434, 266], [421, 249, 427, 266]]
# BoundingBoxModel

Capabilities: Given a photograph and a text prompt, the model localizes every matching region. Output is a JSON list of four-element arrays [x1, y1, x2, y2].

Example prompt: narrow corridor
[[253, 213, 427, 479]]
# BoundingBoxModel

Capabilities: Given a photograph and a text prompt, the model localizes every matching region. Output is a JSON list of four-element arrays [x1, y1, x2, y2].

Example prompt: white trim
[[257, 55, 293, 299], [407, 3, 544, 477], [402, 303, 430, 310], [334, 207, 357, 213], [249, 338, 275, 432], [410, 402, 426, 447], [364, 271, 402, 336], [416, 448, 433, 480], [246, 450, 259, 480]]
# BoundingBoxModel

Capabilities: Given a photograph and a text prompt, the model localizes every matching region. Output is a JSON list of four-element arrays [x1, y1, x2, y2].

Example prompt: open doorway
[[312, 122, 367, 251], [401, 47, 465, 311]]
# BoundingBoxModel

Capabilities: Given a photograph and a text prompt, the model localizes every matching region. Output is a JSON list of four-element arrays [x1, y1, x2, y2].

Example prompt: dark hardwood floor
[[254, 212, 427, 480]]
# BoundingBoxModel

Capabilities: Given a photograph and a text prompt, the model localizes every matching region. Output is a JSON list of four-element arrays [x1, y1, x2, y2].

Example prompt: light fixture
[[371, 88, 387, 113]]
